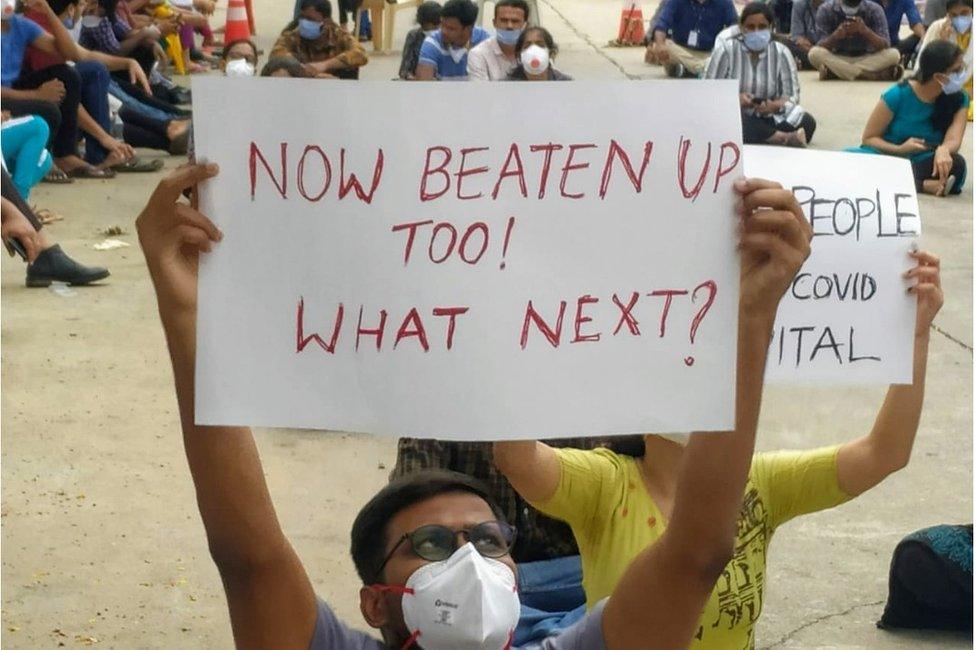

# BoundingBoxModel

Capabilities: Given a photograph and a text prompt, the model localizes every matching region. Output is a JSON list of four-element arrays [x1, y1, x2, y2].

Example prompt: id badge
[[687, 30, 699, 47]]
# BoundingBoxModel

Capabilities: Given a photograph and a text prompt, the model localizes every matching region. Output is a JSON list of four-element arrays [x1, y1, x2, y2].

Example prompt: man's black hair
[[47, 0, 76, 16], [416, 0, 442, 26], [946, 0, 973, 10], [350, 470, 506, 585], [739, 1, 774, 25], [440, 0, 479, 28], [495, 0, 530, 21], [300, 0, 332, 20]]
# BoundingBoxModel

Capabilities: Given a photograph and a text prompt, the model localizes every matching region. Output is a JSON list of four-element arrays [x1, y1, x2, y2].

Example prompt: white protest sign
[[744, 146, 920, 384], [192, 78, 744, 439]]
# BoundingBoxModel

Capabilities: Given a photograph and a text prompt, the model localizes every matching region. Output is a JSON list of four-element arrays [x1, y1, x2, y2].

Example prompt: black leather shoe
[[25, 245, 110, 287]]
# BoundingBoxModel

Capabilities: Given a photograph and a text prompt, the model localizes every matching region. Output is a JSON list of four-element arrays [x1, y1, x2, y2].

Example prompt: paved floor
[[1, 0, 971, 647]]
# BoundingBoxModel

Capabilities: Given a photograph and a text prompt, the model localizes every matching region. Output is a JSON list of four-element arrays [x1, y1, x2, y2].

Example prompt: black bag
[[878, 524, 973, 631]]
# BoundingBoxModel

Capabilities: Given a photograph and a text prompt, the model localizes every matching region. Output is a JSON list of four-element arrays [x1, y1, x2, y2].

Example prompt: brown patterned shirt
[[270, 21, 368, 71], [391, 437, 644, 563]]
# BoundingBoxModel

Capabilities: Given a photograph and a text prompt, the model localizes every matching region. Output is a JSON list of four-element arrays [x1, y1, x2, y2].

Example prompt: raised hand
[[136, 164, 222, 314]]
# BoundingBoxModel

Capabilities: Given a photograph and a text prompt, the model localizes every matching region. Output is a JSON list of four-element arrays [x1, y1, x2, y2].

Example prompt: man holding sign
[[137, 163, 811, 649]]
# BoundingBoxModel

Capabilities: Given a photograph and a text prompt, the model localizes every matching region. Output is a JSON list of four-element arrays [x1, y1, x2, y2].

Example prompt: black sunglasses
[[373, 520, 517, 582]]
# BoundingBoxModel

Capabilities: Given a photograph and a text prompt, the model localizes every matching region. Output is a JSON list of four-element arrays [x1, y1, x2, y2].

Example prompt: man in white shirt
[[467, 0, 529, 80]]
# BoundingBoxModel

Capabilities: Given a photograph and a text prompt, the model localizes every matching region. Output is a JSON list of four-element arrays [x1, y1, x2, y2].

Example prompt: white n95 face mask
[[393, 543, 520, 650], [225, 58, 255, 77], [520, 44, 550, 74]]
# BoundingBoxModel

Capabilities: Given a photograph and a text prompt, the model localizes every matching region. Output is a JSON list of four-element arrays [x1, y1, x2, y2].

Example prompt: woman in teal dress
[[848, 40, 969, 196]]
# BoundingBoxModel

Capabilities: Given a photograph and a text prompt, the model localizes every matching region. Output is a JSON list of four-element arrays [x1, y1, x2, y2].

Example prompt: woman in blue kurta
[[848, 40, 969, 196]]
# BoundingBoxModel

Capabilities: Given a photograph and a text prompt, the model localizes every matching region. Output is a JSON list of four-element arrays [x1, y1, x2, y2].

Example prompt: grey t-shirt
[[308, 599, 607, 650]]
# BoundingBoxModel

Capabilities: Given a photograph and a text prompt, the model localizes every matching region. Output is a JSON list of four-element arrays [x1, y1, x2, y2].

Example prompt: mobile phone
[[3, 237, 27, 261]]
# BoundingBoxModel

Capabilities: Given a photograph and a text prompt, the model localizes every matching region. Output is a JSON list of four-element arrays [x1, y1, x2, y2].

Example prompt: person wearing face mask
[[919, 0, 973, 120], [808, 0, 903, 79], [467, 0, 529, 81], [705, 3, 817, 146], [415, 0, 489, 80], [648, 0, 738, 78], [496, 237, 943, 648], [271, 0, 368, 80], [507, 27, 571, 80], [847, 40, 969, 195], [137, 158, 815, 650], [399, 1, 441, 80], [220, 38, 259, 77]]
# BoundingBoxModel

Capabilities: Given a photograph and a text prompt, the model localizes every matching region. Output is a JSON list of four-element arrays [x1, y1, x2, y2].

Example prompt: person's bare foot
[[921, 179, 944, 195], [166, 119, 190, 142], [98, 149, 128, 170], [785, 129, 807, 148], [53, 155, 90, 174]]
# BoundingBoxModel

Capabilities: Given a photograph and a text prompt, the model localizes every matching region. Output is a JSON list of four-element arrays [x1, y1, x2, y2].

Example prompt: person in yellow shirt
[[495, 248, 944, 649], [920, 0, 973, 120]]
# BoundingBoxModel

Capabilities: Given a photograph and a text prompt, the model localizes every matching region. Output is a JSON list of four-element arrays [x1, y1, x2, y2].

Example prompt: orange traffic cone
[[224, 0, 252, 43], [615, 3, 645, 46]]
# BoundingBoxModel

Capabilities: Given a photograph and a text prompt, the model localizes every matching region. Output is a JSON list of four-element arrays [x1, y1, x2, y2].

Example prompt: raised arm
[[602, 179, 812, 650], [493, 440, 561, 503], [836, 249, 942, 496], [136, 166, 317, 650], [24, 0, 81, 60]]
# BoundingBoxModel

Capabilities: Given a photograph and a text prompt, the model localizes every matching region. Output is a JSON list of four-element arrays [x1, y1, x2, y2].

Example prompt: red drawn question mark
[[685, 280, 717, 366]]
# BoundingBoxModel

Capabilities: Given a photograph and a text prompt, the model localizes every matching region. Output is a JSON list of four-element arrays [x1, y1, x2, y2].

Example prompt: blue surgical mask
[[941, 69, 968, 94], [496, 27, 522, 46], [951, 14, 972, 33], [62, 16, 75, 29], [298, 18, 323, 40], [743, 29, 771, 51]]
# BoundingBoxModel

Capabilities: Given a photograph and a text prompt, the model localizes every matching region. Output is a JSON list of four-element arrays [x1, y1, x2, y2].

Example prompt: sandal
[[65, 165, 116, 179], [42, 165, 74, 184], [112, 157, 165, 173]]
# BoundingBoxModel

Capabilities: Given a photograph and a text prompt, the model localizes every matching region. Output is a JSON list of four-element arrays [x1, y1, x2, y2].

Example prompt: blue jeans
[[1, 116, 52, 200], [107, 79, 177, 124], [74, 60, 112, 165], [515, 555, 587, 646]]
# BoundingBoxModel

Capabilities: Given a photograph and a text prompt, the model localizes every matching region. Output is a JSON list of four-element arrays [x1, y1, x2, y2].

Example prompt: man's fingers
[[743, 209, 810, 254], [176, 224, 214, 252], [909, 249, 940, 267], [22, 232, 41, 264], [905, 266, 941, 287], [740, 232, 804, 270], [175, 203, 222, 242], [150, 163, 219, 207], [733, 177, 784, 196]]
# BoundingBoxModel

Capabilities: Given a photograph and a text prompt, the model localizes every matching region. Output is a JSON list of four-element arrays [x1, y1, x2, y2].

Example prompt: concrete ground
[[1, 0, 972, 647]]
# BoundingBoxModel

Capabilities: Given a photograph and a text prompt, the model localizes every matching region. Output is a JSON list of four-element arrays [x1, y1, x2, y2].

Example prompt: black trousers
[[7, 64, 81, 158], [1, 168, 42, 232], [911, 153, 967, 194], [338, 0, 362, 24], [119, 107, 171, 151], [784, 39, 812, 70], [742, 110, 818, 144], [897, 34, 921, 65]]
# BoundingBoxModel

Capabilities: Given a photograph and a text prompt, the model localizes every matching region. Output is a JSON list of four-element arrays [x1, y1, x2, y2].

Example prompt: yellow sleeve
[[528, 447, 624, 542], [752, 445, 853, 530]]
